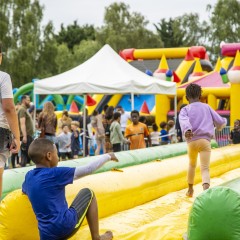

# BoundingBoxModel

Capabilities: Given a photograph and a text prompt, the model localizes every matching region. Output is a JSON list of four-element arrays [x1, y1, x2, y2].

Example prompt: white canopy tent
[[34, 44, 176, 95], [34, 44, 177, 156]]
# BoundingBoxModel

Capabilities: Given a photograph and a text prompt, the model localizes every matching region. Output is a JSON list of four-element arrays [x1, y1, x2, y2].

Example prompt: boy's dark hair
[[186, 83, 202, 99], [28, 138, 55, 164], [113, 111, 121, 120], [160, 121, 167, 129], [116, 105, 122, 109], [152, 123, 158, 131], [131, 110, 139, 117]]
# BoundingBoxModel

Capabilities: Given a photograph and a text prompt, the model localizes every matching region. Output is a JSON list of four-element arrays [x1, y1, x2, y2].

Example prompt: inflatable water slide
[[2, 142, 240, 239]]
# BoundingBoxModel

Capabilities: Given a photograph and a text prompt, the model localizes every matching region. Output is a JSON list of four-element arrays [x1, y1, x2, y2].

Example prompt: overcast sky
[[39, 0, 218, 32]]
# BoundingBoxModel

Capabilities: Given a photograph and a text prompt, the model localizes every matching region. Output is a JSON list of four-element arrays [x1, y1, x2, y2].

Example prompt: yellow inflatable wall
[[0, 145, 240, 239]]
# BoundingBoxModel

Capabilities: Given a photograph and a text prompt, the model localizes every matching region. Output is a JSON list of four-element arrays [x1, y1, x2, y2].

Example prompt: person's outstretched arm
[[209, 107, 227, 131], [74, 153, 118, 179]]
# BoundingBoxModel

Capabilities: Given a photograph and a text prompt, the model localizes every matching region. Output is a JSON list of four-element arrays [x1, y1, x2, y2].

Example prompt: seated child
[[57, 124, 72, 160], [22, 138, 117, 240], [71, 121, 80, 159]]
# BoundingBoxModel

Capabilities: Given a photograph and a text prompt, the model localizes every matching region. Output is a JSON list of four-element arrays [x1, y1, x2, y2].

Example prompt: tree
[[206, 0, 240, 60], [155, 14, 209, 48], [55, 21, 96, 51], [96, 2, 162, 52], [73, 40, 101, 65], [0, 0, 44, 87]]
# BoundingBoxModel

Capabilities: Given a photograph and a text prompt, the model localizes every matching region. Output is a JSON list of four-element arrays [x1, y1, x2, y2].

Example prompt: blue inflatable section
[[118, 94, 155, 112]]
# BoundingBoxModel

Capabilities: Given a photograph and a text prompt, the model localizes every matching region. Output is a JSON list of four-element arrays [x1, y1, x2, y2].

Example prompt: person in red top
[[125, 110, 151, 150]]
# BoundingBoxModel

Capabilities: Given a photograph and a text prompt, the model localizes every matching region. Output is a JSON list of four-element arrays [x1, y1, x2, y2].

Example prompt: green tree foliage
[[206, 0, 240, 60], [55, 21, 96, 51], [0, 0, 44, 87], [155, 14, 209, 48], [96, 2, 162, 51]]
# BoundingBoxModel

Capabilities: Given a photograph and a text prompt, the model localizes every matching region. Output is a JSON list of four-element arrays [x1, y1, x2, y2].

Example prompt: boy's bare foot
[[186, 188, 194, 197], [99, 231, 113, 240], [203, 183, 210, 190]]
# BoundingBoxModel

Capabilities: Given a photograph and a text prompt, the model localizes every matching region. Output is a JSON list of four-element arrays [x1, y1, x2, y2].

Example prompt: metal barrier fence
[[214, 126, 231, 147]]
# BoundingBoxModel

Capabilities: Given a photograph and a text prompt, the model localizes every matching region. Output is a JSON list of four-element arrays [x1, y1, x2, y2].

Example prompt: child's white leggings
[[187, 138, 211, 185]]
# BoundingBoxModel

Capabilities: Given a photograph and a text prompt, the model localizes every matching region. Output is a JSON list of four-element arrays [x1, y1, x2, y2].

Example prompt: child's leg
[[68, 188, 113, 240], [95, 140, 101, 155], [198, 139, 211, 190], [186, 141, 198, 196], [86, 194, 113, 240]]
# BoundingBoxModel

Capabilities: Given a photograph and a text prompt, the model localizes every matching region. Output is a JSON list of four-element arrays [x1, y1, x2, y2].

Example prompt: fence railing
[[214, 126, 231, 147]]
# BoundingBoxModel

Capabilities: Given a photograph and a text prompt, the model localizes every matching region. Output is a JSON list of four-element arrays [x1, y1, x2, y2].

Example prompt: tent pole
[[174, 95, 177, 122], [33, 89, 36, 133], [83, 94, 86, 157], [131, 92, 134, 110]]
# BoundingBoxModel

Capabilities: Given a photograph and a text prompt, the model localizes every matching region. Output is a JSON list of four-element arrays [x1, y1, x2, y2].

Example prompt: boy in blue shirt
[[22, 138, 117, 240]]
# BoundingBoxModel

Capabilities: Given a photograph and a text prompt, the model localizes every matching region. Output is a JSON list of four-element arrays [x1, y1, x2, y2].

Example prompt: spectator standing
[[168, 120, 178, 144], [150, 123, 160, 146], [38, 101, 57, 143], [57, 110, 72, 133], [0, 44, 20, 199], [125, 110, 151, 150], [57, 124, 72, 160], [103, 106, 114, 153], [229, 119, 240, 144], [110, 112, 128, 152], [78, 109, 91, 156], [159, 121, 169, 145], [116, 106, 131, 135], [175, 104, 187, 142], [71, 121, 80, 159], [91, 110, 106, 155], [18, 95, 34, 167]]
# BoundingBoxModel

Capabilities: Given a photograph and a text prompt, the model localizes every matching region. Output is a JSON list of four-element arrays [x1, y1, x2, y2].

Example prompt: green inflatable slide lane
[[187, 178, 240, 240], [2, 141, 218, 200]]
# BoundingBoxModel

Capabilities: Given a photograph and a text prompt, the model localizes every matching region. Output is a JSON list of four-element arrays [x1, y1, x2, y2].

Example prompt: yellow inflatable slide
[[0, 145, 240, 239]]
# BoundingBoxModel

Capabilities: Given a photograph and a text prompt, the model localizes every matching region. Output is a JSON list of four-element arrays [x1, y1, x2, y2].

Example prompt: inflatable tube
[[221, 43, 240, 57], [66, 94, 75, 110], [13, 82, 33, 103], [0, 145, 239, 240], [39, 95, 53, 108], [120, 46, 206, 60], [51, 95, 65, 110], [187, 177, 240, 240], [2, 142, 199, 199], [12, 88, 18, 95]]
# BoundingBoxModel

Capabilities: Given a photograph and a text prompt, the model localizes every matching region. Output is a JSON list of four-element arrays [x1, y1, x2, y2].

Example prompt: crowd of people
[[7, 95, 189, 169]]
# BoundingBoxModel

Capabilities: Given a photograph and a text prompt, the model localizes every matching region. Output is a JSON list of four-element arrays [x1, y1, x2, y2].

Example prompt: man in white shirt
[[0, 44, 20, 200], [116, 105, 131, 134]]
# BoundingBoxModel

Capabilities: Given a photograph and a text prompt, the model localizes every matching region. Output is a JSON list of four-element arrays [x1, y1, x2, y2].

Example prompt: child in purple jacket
[[179, 83, 226, 197]]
